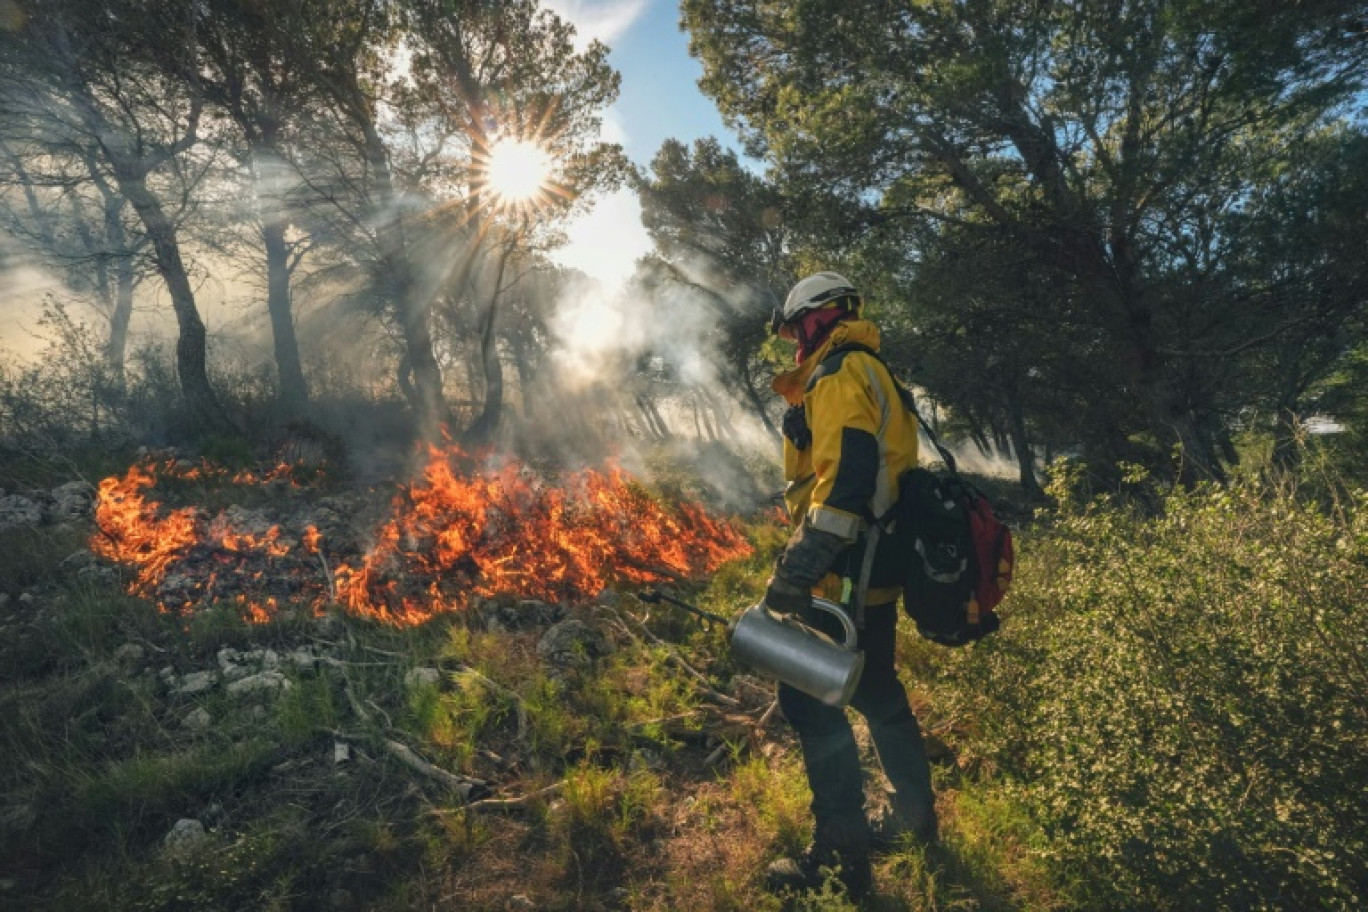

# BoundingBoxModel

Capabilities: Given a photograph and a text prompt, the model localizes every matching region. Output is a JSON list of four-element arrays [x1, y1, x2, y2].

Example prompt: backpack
[[893, 467, 1012, 646], [824, 344, 1014, 646]]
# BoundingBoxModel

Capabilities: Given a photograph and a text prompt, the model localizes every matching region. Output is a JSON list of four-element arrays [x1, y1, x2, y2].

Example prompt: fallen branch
[[385, 740, 486, 801], [602, 606, 739, 708], [464, 781, 564, 813], [753, 698, 780, 734]]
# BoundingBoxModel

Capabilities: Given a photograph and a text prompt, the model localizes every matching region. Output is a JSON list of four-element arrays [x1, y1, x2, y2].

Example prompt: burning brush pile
[[91, 444, 753, 626]]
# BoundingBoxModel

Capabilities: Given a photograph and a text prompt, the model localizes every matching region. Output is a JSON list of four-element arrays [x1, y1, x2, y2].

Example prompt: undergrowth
[[3, 456, 1364, 911]]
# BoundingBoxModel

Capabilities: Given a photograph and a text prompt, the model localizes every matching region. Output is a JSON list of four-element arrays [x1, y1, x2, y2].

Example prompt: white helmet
[[771, 272, 861, 333]]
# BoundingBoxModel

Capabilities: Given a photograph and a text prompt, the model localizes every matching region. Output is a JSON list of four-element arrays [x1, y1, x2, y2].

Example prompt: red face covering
[[791, 308, 852, 362]]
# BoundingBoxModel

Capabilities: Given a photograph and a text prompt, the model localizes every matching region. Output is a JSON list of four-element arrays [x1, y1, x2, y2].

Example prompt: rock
[[182, 707, 212, 730], [49, 481, 92, 521], [217, 648, 250, 682], [209, 505, 276, 539], [0, 494, 42, 531], [507, 895, 535, 910], [261, 649, 281, 670], [227, 671, 291, 698], [17, 592, 34, 606], [333, 741, 351, 765], [62, 550, 97, 571], [174, 671, 217, 695], [113, 644, 145, 665], [158, 665, 176, 682], [163, 818, 207, 850], [537, 619, 613, 670], [405, 667, 442, 688], [76, 564, 118, 585], [629, 749, 664, 773], [287, 647, 317, 671]]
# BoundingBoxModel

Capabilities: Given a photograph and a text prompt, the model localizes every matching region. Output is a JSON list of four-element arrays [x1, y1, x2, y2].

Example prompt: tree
[[0, 133, 150, 384], [194, 0, 329, 414], [1, 0, 235, 432], [684, 0, 1368, 483], [279, 0, 623, 440], [636, 137, 792, 438]]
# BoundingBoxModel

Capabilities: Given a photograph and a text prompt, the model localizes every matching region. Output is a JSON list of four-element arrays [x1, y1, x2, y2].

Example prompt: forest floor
[[0, 459, 1053, 912]]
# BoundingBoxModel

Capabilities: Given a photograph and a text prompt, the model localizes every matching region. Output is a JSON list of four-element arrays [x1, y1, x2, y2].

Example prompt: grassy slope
[[14, 459, 1362, 911], [0, 483, 1052, 912]]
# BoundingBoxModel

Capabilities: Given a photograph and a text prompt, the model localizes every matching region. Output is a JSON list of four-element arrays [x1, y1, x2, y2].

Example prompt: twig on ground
[[628, 711, 700, 730], [384, 740, 485, 801], [703, 742, 730, 767], [462, 781, 564, 813], [753, 698, 780, 735], [602, 605, 740, 708]]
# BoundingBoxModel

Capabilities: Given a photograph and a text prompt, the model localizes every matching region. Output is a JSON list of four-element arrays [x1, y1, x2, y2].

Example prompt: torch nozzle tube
[[636, 589, 729, 626]]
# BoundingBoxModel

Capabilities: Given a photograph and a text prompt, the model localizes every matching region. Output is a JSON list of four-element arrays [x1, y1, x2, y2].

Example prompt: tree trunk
[[463, 244, 514, 448], [106, 253, 134, 384], [356, 110, 445, 438], [740, 357, 780, 440], [119, 173, 233, 433], [261, 218, 309, 412], [1005, 387, 1043, 499]]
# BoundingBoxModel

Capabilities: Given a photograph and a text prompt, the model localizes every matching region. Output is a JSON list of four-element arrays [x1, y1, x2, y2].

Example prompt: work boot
[[765, 825, 872, 900], [869, 791, 938, 854]]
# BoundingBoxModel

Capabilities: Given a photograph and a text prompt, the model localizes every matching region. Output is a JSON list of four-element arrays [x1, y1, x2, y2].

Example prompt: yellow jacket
[[772, 320, 919, 603]]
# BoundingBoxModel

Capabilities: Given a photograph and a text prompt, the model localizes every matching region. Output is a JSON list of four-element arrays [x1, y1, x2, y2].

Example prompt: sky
[[542, 1, 748, 289]]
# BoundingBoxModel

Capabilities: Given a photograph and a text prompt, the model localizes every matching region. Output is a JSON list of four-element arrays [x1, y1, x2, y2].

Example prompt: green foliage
[[918, 465, 1368, 910], [684, 0, 1368, 486]]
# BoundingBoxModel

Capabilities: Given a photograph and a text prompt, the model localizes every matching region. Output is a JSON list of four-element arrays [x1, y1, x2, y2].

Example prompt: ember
[[91, 445, 753, 626]]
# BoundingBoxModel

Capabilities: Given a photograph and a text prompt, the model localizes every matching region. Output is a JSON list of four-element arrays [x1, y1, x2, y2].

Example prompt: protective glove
[[764, 568, 812, 616], [781, 404, 812, 451]]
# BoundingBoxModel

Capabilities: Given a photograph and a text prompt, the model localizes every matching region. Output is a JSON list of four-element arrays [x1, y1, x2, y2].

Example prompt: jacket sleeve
[[802, 356, 883, 542]]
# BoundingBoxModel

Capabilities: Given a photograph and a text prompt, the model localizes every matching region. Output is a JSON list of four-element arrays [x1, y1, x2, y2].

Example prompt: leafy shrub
[[920, 464, 1368, 911]]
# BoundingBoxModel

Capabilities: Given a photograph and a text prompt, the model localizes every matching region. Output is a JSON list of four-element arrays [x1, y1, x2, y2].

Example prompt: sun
[[482, 138, 552, 205]]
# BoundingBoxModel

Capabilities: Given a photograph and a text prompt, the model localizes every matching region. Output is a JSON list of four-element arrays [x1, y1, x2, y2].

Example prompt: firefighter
[[763, 272, 938, 899]]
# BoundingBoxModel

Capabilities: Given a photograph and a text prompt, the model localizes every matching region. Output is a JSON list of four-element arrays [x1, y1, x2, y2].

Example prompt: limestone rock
[[163, 818, 207, 850], [227, 671, 291, 697], [49, 481, 92, 521], [0, 494, 42, 531], [182, 707, 212, 730], [174, 671, 217, 695], [405, 667, 442, 688], [537, 619, 613, 670]]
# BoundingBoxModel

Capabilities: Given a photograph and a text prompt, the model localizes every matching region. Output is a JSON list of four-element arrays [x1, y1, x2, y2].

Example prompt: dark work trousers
[[777, 599, 934, 841]]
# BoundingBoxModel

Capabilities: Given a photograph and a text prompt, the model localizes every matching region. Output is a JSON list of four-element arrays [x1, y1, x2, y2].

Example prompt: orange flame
[[92, 465, 200, 595], [91, 445, 752, 626]]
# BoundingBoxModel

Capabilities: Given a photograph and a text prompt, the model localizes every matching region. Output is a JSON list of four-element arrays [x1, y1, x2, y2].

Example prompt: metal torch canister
[[729, 597, 864, 707]]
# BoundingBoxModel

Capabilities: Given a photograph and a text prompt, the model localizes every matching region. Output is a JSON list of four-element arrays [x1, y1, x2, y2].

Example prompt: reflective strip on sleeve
[[807, 505, 863, 540]]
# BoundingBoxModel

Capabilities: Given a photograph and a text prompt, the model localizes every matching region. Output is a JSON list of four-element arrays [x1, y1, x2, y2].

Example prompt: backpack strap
[[819, 344, 959, 475]]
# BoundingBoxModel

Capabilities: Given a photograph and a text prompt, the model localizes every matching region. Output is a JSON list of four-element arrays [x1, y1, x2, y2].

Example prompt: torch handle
[[636, 589, 729, 626]]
